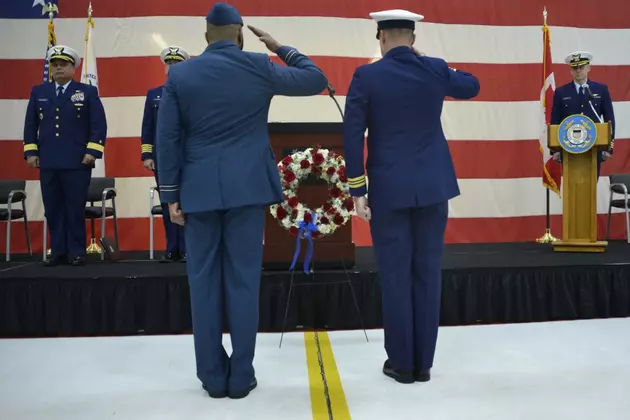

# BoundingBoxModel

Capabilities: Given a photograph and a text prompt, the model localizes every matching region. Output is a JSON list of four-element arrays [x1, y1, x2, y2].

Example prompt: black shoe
[[44, 256, 67, 267], [228, 377, 257, 399], [70, 256, 85, 266], [179, 253, 186, 263], [159, 253, 178, 263], [202, 383, 228, 399], [382, 360, 415, 384], [414, 368, 431, 382]]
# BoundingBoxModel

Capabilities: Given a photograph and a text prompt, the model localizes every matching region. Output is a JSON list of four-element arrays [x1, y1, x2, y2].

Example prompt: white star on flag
[[32, 0, 46, 7]]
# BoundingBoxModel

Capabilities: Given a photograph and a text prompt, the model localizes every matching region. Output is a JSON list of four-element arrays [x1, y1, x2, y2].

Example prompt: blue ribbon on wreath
[[289, 211, 318, 274]]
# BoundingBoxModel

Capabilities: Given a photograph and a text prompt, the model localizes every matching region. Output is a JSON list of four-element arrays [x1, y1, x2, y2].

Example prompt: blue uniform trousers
[[370, 201, 449, 372], [40, 168, 92, 259], [185, 205, 265, 393], [155, 169, 185, 255]]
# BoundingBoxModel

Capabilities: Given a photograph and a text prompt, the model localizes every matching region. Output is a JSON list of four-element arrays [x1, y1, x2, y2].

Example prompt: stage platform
[[1, 242, 630, 338]]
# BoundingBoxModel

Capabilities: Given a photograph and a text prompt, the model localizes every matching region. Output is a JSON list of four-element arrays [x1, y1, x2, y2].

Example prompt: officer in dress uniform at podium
[[155, 3, 327, 399], [343, 9, 480, 384], [23, 45, 107, 267], [550, 51, 616, 178], [141, 46, 190, 263]]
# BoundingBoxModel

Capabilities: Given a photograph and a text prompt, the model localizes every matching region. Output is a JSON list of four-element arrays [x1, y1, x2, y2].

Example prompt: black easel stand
[[278, 83, 368, 348], [279, 255, 369, 348]]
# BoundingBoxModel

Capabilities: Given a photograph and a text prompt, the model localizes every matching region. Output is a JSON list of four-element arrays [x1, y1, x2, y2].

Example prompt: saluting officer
[[141, 46, 190, 263], [343, 10, 480, 384], [23, 45, 107, 267], [550, 51, 616, 177], [156, 3, 327, 399]]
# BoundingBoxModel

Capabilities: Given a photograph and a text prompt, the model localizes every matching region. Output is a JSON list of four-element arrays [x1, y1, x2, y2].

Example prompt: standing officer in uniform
[[141, 46, 190, 263], [23, 45, 107, 267], [156, 3, 328, 399], [550, 51, 616, 178], [343, 9, 480, 384]]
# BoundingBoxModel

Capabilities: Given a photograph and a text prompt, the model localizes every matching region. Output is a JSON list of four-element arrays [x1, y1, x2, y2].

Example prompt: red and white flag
[[540, 9, 562, 196]]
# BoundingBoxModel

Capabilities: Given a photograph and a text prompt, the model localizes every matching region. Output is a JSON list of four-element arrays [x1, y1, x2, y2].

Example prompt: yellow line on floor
[[304, 331, 351, 420]]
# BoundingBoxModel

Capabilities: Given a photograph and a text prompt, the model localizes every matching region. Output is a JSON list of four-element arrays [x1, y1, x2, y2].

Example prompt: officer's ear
[[412, 33, 416, 46], [204, 31, 209, 45], [237, 26, 244, 50]]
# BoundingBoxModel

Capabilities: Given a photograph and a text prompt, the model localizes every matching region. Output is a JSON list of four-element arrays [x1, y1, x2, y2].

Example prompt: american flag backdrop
[[1, 0, 629, 254]]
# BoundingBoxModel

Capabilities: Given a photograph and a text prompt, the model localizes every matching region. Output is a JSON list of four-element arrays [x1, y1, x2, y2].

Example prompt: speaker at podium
[[547, 114, 612, 252]]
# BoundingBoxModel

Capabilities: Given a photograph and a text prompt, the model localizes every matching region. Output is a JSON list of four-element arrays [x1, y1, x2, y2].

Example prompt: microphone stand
[[584, 86, 604, 123], [326, 84, 345, 122]]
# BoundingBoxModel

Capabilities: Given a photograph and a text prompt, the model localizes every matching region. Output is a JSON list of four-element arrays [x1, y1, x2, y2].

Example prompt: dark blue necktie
[[579, 86, 585, 100], [57, 85, 63, 97]]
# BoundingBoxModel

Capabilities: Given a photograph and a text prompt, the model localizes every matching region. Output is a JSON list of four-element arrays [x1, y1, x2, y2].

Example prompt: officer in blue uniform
[[343, 9, 480, 384], [23, 45, 107, 267], [550, 51, 616, 178], [141, 46, 190, 263], [155, 3, 328, 399]]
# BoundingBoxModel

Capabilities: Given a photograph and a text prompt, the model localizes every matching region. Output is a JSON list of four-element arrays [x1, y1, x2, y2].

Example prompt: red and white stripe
[[1, 0, 630, 253]]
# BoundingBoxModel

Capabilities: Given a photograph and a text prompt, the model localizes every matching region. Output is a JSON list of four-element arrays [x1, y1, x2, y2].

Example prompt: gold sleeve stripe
[[24, 144, 38, 152], [141, 144, 153, 152], [348, 175, 366, 188], [348, 178, 366, 185], [348, 181, 366, 188], [87, 142, 105, 152]]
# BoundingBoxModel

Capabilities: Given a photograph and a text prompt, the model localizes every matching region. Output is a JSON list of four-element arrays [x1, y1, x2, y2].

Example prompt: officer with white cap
[[550, 50, 616, 175], [23, 45, 107, 267], [140, 46, 191, 263], [343, 9, 480, 384]]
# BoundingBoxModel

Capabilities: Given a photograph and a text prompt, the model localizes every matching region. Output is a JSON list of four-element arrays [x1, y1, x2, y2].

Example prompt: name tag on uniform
[[37, 98, 48, 102]]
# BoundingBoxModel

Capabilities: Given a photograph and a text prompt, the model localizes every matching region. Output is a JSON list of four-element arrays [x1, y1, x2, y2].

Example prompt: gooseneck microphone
[[583, 83, 604, 123], [326, 83, 345, 122]]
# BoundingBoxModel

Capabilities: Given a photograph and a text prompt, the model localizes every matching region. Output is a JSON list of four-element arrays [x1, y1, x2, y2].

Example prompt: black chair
[[85, 177, 120, 260], [606, 174, 630, 243], [149, 185, 164, 259], [0, 180, 32, 262]]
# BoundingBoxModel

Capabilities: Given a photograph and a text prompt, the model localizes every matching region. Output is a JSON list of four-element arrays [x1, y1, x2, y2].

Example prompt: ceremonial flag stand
[[41, 2, 58, 259], [80, 2, 103, 255], [536, 7, 562, 244]]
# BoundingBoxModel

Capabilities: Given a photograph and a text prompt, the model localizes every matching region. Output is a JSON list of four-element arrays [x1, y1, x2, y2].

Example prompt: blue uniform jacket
[[141, 86, 163, 161], [343, 46, 480, 210], [156, 40, 329, 212], [550, 80, 616, 160], [23, 80, 107, 169]]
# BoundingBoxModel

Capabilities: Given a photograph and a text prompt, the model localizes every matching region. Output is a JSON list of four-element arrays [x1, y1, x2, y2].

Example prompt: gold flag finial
[[42, 2, 59, 22]]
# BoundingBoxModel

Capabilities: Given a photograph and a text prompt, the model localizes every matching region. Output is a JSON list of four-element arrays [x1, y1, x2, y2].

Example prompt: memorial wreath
[[269, 145, 355, 239]]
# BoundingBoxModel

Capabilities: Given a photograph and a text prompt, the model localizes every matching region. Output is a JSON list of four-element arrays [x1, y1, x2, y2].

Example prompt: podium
[[263, 123, 355, 270], [547, 114, 612, 252]]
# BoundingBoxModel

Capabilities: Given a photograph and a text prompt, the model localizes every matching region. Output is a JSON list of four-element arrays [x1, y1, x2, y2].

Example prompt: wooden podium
[[547, 114, 612, 252], [263, 122, 355, 270]]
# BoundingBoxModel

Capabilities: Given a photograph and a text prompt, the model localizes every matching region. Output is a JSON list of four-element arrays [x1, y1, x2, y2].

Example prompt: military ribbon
[[288, 211, 318, 274]]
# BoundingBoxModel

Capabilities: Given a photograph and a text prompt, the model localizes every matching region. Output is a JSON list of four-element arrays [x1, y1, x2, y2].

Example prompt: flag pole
[[42, 2, 59, 258], [42, 2, 59, 83], [537, 6, 558, 244], [82, 2, 94, 85], [82, 2, 102, 255]]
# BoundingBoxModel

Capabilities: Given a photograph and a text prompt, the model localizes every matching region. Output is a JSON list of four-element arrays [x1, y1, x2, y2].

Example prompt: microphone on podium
[[583, 83, 594, 99], [583, 83, 604, 123], [326, 83, 345, 122]]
